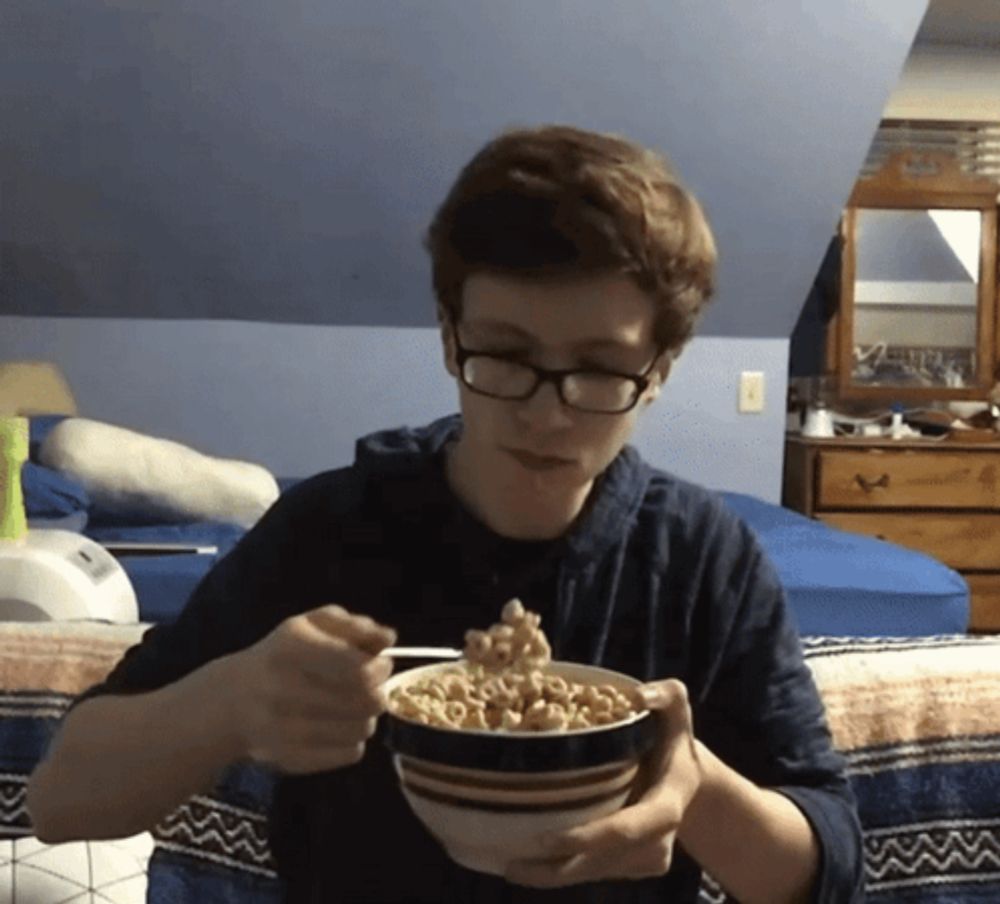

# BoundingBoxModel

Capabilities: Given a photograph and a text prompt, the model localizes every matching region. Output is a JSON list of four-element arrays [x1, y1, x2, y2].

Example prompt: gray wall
[[0, 1, 928, 499]]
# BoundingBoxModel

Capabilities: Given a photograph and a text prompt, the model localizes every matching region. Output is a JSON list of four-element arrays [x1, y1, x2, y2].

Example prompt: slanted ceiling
[[0, 1, 927, 339]]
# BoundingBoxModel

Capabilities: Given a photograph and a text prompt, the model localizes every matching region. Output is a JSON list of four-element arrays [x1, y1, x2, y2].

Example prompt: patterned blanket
[[800, 636, 1000, 903], [2, 622, 999, 903]]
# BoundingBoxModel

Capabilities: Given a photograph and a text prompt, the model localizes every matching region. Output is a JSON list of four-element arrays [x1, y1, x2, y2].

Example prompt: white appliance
[[0, 529, 138, 623], [802, 404, 835, 438]]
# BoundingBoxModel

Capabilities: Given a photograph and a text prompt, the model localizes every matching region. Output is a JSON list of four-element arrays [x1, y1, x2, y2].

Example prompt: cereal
[[387, 598, 644, 732]]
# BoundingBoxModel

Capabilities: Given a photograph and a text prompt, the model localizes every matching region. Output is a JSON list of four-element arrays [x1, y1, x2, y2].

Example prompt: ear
[[641, 354, 673, 406], [441, 319, 459, 378], [653, 354, 672, 386]]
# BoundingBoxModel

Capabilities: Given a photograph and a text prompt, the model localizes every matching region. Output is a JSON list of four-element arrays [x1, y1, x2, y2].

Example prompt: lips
[[505, 448, 575, 471]]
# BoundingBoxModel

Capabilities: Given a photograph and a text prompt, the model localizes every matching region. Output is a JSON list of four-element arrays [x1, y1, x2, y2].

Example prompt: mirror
[[852, 207, 981, 388], [833, 151, 998, 401]]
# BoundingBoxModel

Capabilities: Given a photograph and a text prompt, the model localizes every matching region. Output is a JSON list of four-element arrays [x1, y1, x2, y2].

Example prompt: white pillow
[[0, 833, 153, 904], [39, 418, 280, 528]]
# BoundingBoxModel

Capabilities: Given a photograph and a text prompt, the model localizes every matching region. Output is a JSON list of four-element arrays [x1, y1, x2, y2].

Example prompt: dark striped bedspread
[[801, 636, 1000, 903], [2, 624, 998, 902], [702, 636, 1000, 903]]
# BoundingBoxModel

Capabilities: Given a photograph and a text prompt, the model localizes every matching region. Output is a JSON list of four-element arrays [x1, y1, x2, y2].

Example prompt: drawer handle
[[855, 473, 890, 493]]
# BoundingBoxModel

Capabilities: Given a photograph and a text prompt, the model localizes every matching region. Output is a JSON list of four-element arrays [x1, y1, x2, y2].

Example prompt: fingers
[[266, 742, 368, 776], [238, 605, 399, 775], [277, 688, 384, 722], [299, 640, 393, 690], [637, 679, 695, 776], [638, 679, 691, 725], [506, 854, 589, 888], [506, 783, 683, 887], [505, 679, 698, 888], [506, 833, 675, 887], [289, 611, 396, 695], [534, 793, 682, 859], [290, 714, 379, 748], [278, 642, 388, 702], [246, 680, 383, 774], [306, 605, 397, 655]]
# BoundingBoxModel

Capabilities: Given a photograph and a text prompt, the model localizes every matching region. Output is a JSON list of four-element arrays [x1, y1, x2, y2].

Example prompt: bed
[[4, 415, 994, 903], [93, 487, 971, 636], [23, 415, 971, 636]]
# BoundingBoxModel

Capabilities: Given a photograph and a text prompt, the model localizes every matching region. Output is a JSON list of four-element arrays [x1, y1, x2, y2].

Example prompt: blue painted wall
[[2, 1, 926, 336], [0, 1, 928, 497], [0, 317, 790, 496]]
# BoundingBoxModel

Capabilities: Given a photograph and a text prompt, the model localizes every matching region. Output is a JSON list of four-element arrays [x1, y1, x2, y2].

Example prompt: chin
[[507, 462, 596, 506]]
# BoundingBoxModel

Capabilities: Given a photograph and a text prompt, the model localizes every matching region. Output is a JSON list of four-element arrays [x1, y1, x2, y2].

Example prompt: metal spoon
[[384, 645, 463, 660]]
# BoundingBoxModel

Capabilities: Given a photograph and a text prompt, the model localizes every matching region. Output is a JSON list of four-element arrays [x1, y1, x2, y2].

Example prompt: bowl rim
[[383, 659, 652, 739]]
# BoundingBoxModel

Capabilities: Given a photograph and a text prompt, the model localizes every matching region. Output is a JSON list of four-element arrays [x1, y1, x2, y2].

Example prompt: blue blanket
[[4, 624, 997, 903], [146, 635, 1000, 903]]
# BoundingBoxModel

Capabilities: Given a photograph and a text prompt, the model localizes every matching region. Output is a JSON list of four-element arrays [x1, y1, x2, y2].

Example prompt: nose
[[514, 377, 575, 430]]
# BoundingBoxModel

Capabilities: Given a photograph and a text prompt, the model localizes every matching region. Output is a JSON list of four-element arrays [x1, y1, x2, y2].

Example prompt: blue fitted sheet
[[87, 488, 970, 636], [720, 492, 969, 636], [85, 522, 245, 624]]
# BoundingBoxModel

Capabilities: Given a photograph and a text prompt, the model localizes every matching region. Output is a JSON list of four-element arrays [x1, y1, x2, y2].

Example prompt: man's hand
[[225, 605, 397, 775], [505, 679, 704, 887]]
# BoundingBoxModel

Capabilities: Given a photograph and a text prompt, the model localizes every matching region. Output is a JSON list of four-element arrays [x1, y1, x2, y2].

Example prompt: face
[[441, 270, 671, 539]]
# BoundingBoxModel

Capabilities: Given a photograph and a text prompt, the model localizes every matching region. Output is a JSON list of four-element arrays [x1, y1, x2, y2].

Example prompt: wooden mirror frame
[[827, 150, 998, 402]]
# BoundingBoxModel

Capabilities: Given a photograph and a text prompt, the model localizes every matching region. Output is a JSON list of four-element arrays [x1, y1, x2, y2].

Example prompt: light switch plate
[[738, 371, 765, 413]]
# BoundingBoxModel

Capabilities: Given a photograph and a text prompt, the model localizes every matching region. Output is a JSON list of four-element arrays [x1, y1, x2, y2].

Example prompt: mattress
[[85, 522, 245, 624], [720, 492, 969, 636]]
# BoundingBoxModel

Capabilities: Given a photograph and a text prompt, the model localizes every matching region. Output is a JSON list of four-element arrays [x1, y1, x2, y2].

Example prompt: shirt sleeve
[[689, 504, 866, 904], [71, 470, 352, 707]]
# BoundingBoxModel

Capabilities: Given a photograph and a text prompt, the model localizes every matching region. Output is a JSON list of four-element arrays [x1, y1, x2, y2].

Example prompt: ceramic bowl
[[382, 660, 657, 876]]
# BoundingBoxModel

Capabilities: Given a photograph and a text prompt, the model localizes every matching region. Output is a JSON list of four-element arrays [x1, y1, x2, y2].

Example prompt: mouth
[[504, 448, 575, 472]]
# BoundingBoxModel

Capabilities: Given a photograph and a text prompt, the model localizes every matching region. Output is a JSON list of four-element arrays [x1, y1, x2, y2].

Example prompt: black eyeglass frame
[[450, 324, 666, 415]]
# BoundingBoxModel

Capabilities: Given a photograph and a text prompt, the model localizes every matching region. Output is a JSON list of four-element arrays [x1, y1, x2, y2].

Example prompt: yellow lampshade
[[0, 361, 78, 417]]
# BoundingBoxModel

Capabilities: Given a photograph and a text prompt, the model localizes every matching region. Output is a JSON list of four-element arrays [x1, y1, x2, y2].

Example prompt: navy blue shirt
[[87, 414, 864, 903]]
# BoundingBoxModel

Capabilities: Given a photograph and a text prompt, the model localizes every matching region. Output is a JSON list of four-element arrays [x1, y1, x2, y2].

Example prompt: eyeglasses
[[451, 325, 663, 415]]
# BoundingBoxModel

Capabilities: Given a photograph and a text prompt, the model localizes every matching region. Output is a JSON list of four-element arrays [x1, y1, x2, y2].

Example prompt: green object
[[0, 417, 29, 542]]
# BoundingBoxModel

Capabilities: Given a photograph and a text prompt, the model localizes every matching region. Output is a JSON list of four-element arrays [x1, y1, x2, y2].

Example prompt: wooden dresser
[[783, 434, 1000, 633]]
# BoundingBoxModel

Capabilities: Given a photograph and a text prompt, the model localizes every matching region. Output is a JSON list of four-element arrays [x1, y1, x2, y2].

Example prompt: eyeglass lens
[[461, 357, 638, 412]]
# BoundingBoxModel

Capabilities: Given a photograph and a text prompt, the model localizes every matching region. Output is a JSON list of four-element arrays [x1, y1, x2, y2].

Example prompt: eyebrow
[[463, 320, 638, 353]]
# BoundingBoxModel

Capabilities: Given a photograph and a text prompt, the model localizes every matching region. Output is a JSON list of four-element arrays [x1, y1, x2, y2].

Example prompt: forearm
[[27, 654, 243, 843], [677, 741, 820, 904]]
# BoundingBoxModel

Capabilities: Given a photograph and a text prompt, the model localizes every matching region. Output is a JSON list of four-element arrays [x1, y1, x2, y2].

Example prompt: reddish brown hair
[[424, 124, 717, 353]]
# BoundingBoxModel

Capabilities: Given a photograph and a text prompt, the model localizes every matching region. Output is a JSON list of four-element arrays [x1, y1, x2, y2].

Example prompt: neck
[[444, 438, 592, 541]]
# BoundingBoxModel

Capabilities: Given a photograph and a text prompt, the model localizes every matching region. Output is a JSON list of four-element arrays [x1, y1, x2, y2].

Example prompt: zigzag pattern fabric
[[697, 636, 1000, 903], [154, 795, 275, 877], [2, 623, 1000, 902], [802, 636, 1000, 902], [0, 773, 29, 838], [146, 774, 283, 904], [864, 818, 1000, 892]]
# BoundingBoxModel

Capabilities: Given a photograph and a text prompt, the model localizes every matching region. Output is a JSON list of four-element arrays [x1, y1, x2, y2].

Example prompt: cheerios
[[387, 599, 643, 732]]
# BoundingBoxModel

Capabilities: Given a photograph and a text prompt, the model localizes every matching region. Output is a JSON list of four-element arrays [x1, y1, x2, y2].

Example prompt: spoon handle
[[384, 646, 463, 660]]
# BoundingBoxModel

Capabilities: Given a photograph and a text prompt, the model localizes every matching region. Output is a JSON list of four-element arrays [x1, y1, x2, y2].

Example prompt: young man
[[28, 125, 864, 903]]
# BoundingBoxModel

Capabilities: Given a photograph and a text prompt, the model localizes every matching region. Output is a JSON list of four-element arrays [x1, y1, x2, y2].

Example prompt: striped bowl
[[382, 661, 657, 876]]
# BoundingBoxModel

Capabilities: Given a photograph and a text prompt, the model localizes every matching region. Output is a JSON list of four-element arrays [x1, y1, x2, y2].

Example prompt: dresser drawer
[[965, 574, 1000, 632], [815, 449, 1000, 510], [818, 511, 1000, 570]]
